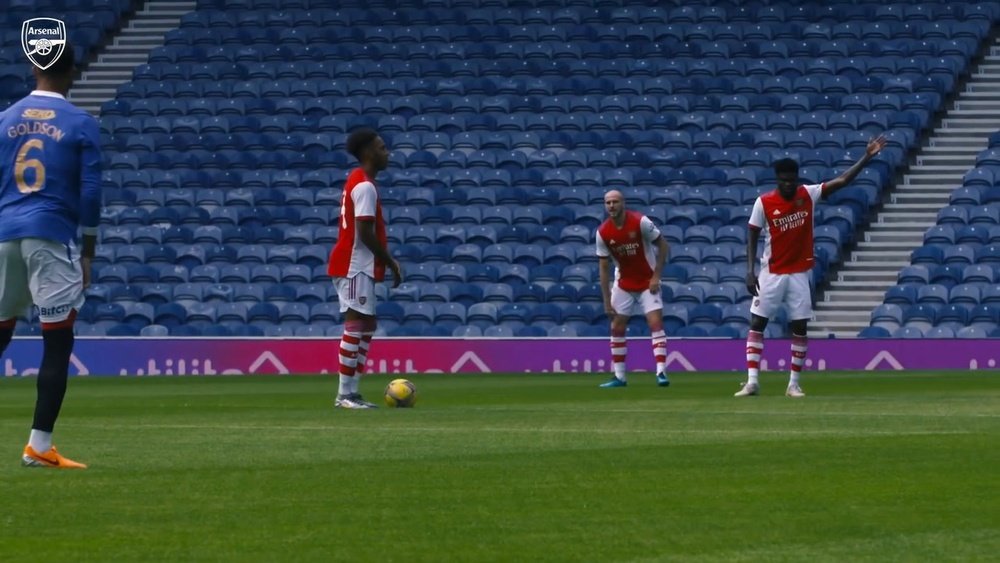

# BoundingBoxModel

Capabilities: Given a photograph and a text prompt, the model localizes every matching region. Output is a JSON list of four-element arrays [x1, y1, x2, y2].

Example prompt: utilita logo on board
[[118, 351, 291, 376]]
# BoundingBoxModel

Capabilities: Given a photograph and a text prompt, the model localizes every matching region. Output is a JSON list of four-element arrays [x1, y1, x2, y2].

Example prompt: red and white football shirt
[[328, 168, 387, 281], [748, 183, 824, 274], [595, 210, 662, 292]]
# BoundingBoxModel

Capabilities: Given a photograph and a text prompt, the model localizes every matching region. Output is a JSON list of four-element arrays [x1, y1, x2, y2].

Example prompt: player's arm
[[650, 235, 669, 294], [746, 226, 761, 297], [639, 215, 668, 293], [821, 135, 888, 197], [78, 117, 103, 289], [596, 232, 614, 317], [357, 219, 401, 288], [352, 181, 402, 287], [746, 197, 764, 297], [599, 257, 614, 317]]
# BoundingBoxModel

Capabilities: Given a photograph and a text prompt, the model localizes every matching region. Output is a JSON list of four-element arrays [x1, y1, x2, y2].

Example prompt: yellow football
[[384, 378, 417, 408]]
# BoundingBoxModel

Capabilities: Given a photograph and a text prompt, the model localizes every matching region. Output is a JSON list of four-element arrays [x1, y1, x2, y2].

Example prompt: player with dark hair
[[328, 128, 401, 409], [737, 136, 887, 398], [596, 190, 672, 388], [0, 43, 99, 468]]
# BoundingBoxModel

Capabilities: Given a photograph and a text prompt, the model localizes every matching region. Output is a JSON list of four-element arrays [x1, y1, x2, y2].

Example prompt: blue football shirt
[[0, 90, 101, 245]]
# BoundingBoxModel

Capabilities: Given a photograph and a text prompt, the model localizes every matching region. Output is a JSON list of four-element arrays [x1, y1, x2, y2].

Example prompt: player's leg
[[738, 270, 784, 397], [786, 319, 808, 398], [0, 241, 30, 358], [785, 273, 813, 398], [741, 313, 768, 393], [21, 239, 86, 468], [0, 317, 13, 357], [600, 286, 634, 387], [640, 290, 669, 387], [354, 317, 376, 377], [333, 275, 377, 409]]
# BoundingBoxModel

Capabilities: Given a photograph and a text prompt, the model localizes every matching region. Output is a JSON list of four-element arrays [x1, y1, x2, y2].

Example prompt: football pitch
[[1, 371, 998, 562]]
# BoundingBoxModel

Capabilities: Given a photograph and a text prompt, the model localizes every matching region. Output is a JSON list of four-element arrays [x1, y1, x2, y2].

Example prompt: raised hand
[[866, 135, 887, 157]]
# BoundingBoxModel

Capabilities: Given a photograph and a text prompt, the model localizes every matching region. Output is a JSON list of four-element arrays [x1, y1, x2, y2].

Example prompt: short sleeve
[[805, 183, 824, 208], [595, 230, 610, 257], [748, 197, 765, 229], [351, 181, 377, 219], [639, 215, 661, 243]]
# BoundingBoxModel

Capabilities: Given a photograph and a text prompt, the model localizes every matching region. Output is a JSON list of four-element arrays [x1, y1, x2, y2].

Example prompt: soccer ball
[[384, 378, 417, 408]]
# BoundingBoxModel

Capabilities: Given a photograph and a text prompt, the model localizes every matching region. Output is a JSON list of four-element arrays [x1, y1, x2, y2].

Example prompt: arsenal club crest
[[22, 18, 67, 71], [359, 296, 367, 305]]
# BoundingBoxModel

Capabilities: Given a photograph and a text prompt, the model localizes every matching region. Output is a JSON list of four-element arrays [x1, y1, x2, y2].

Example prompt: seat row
[[78, 277, 766, 308], [100, 182, 869, 211], [186, 3, 998, 27], [159, 28, 985, 54], [56, 320, 793, 339], [118, 59, 961, 90]]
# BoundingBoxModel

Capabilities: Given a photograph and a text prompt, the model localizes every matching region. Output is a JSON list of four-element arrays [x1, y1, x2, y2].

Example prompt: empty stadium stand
[[3, 0, 999, 338], [865, 131, 1000, 338]]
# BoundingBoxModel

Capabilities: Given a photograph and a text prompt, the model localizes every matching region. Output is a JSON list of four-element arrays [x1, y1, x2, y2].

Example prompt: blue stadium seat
[[897, 265, 930, 285], [924, 326, 956, 338], [911, 246, 944, 265], [884, 285, 918, 305], [871, 303, 905, 327], [859, 326, 893, 338], [262, 283, 295, 303], [916, 284, 949, 305]]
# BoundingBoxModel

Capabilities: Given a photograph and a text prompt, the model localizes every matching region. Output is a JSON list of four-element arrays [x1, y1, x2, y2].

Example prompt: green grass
[[1, 371, 998, 562]]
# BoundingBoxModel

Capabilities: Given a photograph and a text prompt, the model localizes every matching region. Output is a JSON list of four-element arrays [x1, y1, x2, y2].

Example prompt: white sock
[[338, 375, 353, 397], [29, 429, 52, 453], [338, 329, 362, 397], [746, 330, 763, 386], [611, 334, 627, 381], [350, 374, 361, 395], [651, 329, 667, 375], [789, 334, 807, 387]]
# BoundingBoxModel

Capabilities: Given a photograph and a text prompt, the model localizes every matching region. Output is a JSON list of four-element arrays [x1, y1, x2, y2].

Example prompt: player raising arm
[[328, 128, 402, 409], [596, 190, 672, 388], [0, 44, 100, 468], [738, 135, 887, 398]]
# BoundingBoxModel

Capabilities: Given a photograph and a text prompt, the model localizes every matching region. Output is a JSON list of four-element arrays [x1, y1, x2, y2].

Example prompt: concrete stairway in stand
[[68, 1, 195, 115], [811, 34, 1000, 338]]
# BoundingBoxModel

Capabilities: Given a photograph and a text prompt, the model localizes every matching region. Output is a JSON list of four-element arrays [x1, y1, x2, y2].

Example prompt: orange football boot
[[22, 445, 87, 469]]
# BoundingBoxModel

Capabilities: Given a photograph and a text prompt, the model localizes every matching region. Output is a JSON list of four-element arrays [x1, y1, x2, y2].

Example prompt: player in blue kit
[[0, 44, 100, 468]]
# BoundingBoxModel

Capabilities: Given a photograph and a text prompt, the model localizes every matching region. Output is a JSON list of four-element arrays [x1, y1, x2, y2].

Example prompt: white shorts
[[611, 284, 663, 316], [750, 268, 813, 321], [0, 238, 85, 323], [334, 273, 376, 316]]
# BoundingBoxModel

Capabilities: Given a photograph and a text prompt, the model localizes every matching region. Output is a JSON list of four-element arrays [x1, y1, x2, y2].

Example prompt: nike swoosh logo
[[25, 454, 59, 467]]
